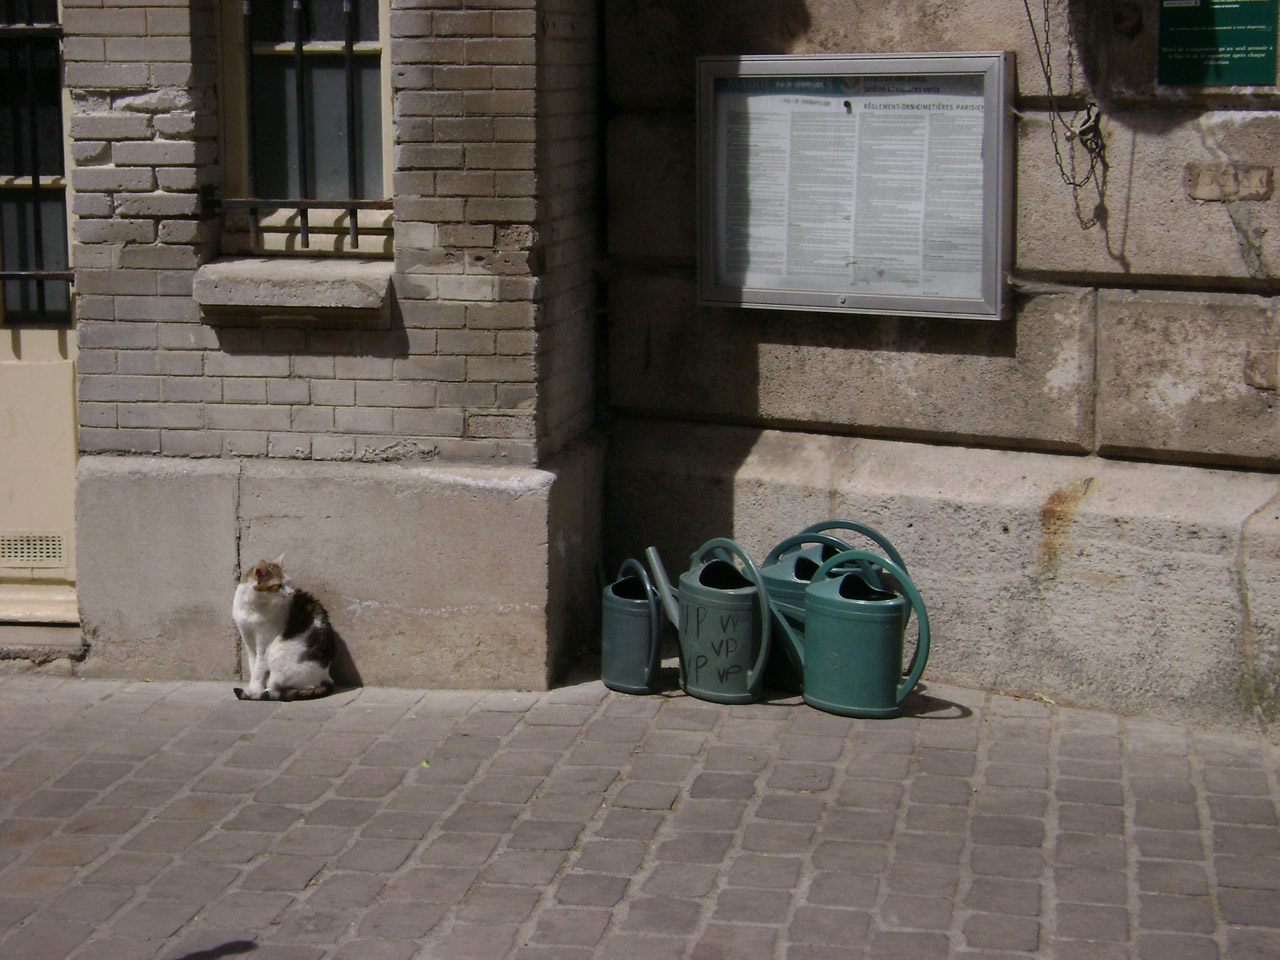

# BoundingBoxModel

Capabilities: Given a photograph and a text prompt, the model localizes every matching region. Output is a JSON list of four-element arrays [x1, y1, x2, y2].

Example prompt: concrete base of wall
[[75, 443, 603, 690], [605, 419, 1280, 732]]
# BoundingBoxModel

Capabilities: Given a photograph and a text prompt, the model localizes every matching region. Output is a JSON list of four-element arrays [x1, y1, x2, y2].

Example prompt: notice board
[[697, 53, 1014, 321], [1159, 0, 1279, 86]]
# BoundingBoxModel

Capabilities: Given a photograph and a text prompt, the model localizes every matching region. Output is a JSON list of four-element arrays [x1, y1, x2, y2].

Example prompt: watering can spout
[[644, 546, 681, 627]]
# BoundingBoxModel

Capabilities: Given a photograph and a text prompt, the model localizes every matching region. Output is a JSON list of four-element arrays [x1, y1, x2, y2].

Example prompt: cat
[[232, 555, 336, 701]]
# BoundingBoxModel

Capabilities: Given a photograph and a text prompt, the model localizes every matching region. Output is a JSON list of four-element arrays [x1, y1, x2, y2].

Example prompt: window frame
[[216, 0, 394, 257], [0, 5, 73, 325]]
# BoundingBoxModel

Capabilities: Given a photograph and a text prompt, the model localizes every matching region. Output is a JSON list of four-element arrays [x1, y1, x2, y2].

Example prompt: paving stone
[[769, 762, 836, 792], [436, 921, 522, 957], [790, 905, 873, 945], [1056, 902, 1129, 941], [240, 854, 326, 891], [1135, 800, 1201, 830], [1135, 829, 1206, 860], [382, 866, 478, 902], [879, 892, 954, 929], [642, 862, 719, 898], [969, 845, 1044, 880], [481, 850, 565, 885], [1139, 893, 1216, 933], [1136, 932, 1221, 960], [670, 799, 747, 831], [1137, 860, 1210, 896], [807, 871, 879, 908], [109, 898, 201, 938], [690, 923, 778, 960], [962, 913, 1041, 952], [530, 907, 612, 946], [1217, 888, 1280, 927], [624, 895, 703, 934], [1059, 803, 1125, 835], [356, 901, 448, 939], [556, 872, 631, 906]]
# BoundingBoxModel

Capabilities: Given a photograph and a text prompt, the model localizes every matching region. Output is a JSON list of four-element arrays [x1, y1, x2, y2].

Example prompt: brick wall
[[67, 0, 220, 457], [534, 0, 598, 458], [69, 0, 598, 466]]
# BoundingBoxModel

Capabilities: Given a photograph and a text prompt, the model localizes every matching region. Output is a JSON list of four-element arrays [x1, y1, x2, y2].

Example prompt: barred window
[[0, 0, 71, 323], [218, 0, 392, 255]]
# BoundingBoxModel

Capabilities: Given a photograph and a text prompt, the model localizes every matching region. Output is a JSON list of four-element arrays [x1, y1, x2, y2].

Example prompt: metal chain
[[1022, 0, 1105, 195]]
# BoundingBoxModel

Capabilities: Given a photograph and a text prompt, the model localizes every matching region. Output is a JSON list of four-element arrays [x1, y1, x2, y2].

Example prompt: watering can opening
[[611, 575, 651, 602], [699, 559, 753, 591], [837, 574, 896, 603], [793, 555, 820, 582]]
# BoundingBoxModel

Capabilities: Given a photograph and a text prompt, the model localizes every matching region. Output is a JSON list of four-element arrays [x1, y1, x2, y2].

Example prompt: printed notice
[[713, 74, 987, 300], [1159, 0, 1279, 86]]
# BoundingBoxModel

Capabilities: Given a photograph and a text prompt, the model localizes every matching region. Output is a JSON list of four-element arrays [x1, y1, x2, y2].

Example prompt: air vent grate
[[0, 533, 66, 568]]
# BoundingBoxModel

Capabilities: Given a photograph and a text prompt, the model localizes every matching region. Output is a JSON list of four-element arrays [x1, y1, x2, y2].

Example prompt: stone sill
[[193, 256, 395, 327]]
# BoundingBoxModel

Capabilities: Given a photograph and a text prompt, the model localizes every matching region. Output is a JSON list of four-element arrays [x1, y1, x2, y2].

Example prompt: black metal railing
[[226, 0, 388, 250], [1, 0, 71, 324]]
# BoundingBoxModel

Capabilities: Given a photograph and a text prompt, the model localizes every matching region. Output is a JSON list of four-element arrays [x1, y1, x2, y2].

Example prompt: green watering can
[[772, 548, 930, 718], [600, 559, 664, 695], [760, 520, 911, 694], [645, 539, 772, 705]]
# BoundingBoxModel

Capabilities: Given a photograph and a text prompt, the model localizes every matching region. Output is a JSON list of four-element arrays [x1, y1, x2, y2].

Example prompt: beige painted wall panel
[[0, 329, 78, 585]]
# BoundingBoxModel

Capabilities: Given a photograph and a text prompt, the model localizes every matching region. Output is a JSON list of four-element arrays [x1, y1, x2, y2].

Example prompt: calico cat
[[232, 556, 335, 701]]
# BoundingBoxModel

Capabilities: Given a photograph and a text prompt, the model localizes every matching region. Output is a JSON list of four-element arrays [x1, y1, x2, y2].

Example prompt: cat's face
[[242, 555, 287, 592]]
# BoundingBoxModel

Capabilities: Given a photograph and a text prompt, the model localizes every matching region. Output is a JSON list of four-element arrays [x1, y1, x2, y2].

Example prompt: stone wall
[[603, 0, 1280, 468], [600, 0, 1280, 727]]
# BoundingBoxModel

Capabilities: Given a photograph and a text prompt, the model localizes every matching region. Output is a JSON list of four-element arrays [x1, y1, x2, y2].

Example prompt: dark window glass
[[0, 194, 70, 323], [1, 0, 59, 27], [251, 53, 382, 200], [250, 0, 377, 44], [0, 38, 63, 178]]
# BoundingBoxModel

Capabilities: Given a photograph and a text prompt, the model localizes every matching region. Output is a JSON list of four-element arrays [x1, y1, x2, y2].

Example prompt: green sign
[[1159, 0, 1278, 85]]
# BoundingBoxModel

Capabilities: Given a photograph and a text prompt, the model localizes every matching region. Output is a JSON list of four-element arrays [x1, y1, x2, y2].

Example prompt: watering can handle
[[762, 532, 854, 566], [617, 558, 663, 690], [813, 549, 931, 707], [643, 546, 681, 628], [801, 520, 909, 572], [690, 538, 772, 694], [767, 596, 806, 669]]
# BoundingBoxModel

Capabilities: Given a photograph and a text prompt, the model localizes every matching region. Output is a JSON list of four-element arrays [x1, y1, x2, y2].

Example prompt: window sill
[[193, 256, 395, 327]]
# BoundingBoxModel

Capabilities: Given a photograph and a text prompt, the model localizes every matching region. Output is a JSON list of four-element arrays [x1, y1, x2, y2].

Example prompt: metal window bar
[[0, 3, 71, 324], [232, 0, 380, 250]]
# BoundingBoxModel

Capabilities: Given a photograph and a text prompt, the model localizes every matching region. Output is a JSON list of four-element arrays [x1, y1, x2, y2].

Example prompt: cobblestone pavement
[[0, 672, 1277, 960]]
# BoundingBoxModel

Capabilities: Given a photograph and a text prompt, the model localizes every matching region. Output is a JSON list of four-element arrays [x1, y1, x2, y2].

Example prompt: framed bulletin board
[[697, 53, 1015, 321]]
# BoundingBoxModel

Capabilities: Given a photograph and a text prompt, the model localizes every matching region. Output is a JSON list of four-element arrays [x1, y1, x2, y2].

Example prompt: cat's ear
[[272, 553, 286, 567]]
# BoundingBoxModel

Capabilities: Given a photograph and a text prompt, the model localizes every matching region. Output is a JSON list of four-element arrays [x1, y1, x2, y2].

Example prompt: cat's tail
[[278, 682, 334, 702]]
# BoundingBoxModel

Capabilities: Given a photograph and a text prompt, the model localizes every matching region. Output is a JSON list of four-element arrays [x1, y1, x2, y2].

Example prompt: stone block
[[193, 257, 395, 326], [606, 113, 694, 259], [605, 419, 1280, 729], [604, 0, 1082, 107], [1096, 290, 1280, 466], [1017, 110, 1280, 282], [607, 273, 1095, 451], [235, 445, 602, 690], [75, 456, 240, 680]]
